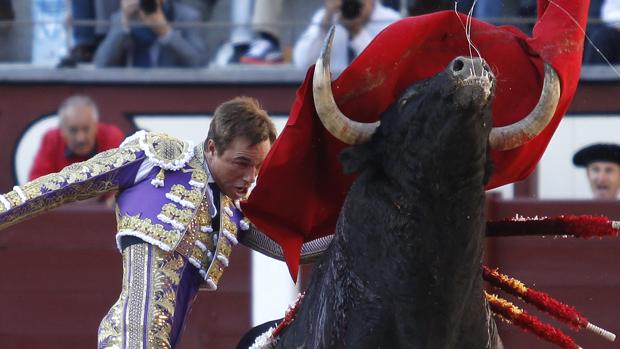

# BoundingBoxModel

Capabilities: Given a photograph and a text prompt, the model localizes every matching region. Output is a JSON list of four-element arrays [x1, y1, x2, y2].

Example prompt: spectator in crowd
[[0, 0, 13, 20], [213, 0, 284, 65], [29, 95, 124, 180], [293, 0, 401, 72], [572, 143, 620, 199], [584, 0, 620, 64], [94, 0, 207, 67], [240, 0, 284, 64], [407, 0, 475, 15], [58, 0, 120, 67], [472, 0, 536, 33]]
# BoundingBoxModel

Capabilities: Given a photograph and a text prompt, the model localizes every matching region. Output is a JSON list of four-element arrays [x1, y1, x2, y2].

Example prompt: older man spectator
[[572, 143, 620, 199], [29, 95, 124, 180]]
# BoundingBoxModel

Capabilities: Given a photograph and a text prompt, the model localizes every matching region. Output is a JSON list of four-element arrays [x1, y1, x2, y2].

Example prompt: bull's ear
[[340, 144, 374, 174]]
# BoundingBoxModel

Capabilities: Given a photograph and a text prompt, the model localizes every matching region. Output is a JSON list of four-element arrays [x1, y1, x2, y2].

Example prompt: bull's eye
[[398, 98, 408, 112]]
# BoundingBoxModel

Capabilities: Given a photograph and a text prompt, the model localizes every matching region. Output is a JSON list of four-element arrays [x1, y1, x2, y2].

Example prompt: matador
[[0, 97, 328, 348]]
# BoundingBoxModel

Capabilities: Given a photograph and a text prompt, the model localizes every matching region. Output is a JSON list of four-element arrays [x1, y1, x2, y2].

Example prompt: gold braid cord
[[0, 143, 143, 230]]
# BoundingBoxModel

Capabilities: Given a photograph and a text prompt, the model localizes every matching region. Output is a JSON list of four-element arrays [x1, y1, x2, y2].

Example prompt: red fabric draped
[[242, 0, 590, 279]]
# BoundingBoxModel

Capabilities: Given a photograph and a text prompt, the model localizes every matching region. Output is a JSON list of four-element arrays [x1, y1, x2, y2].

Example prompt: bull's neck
[[340, 157, 487, 291]]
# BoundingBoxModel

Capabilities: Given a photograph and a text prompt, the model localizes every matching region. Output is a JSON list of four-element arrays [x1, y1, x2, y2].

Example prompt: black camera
[[139, 0, 158, 14], [341, 0, 363, 20]]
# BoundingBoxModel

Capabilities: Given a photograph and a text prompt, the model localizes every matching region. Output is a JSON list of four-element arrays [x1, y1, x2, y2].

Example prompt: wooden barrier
[[486, 197, 620, 349]]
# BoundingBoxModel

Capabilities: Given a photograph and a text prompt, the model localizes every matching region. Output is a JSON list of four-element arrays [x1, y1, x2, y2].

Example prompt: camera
[[340, 0, 362, 20], [139, 0, 158, 14]]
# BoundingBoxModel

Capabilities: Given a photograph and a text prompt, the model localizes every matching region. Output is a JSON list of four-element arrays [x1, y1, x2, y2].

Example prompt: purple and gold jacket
[[0, 131, 250, 290]]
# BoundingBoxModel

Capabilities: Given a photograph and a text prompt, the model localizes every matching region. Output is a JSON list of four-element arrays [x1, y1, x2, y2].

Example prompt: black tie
[[208, 182, 221, 232], [347, 42, 356, 64]]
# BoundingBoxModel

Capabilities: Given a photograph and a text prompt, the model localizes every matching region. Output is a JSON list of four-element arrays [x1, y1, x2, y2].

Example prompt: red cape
[[242, 0, 589, 279]]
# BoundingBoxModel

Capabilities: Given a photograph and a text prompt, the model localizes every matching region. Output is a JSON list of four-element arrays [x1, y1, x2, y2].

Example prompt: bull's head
[[314, 27, 561, 152]]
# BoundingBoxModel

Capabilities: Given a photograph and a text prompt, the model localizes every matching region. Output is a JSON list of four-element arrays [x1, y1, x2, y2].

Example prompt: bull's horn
[[313, 26, 380, 145], [489, 63, 560, 150]]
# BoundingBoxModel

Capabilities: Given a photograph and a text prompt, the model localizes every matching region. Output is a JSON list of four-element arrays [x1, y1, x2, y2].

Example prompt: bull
[[246, 26, 560, 349]]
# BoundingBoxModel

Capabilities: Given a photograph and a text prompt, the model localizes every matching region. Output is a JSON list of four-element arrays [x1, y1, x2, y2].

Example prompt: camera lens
[[341, 0, 362, 20]]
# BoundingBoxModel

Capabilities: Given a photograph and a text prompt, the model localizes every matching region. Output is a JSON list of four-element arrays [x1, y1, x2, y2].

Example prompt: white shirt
[[293, 1, 401, 74], [602, 0, 620, 28]]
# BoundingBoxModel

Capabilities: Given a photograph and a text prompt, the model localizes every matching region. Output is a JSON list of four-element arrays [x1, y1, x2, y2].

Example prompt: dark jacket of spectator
[[0, 0, 14, 20], [94, 1, 207, 67]]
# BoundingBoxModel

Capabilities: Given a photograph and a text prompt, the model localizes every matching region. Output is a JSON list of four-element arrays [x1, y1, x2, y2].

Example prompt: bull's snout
[[449, 56, 494, 108], [450, 57, 492, 81]]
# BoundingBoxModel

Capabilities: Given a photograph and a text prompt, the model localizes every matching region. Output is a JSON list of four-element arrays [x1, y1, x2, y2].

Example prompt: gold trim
[[118, 214, 182, 249], [203, 195, 239, 289], [168, 184, 203, 208], [160, 203, 194, 227], [143, 132, 192, 169]]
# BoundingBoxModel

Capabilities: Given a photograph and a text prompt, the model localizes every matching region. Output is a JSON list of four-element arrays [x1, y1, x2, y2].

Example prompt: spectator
[[0, 0, 14, 20], [407, 0, 476, 15], [213, 0, 284, 65], [29, 95, 124, 180], [58, 0, 120, 67], [584, 0, 620, 64], [31, 0, 69, 66], [293, 0, 401, 73], [240, 0, 284, 64], [472, 0, 536, 34], [94, 0, 207, 67], [572, 143, 620, 199]]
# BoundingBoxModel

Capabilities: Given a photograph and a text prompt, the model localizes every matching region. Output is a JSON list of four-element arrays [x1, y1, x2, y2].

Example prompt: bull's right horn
[[489, 63, 560, 151], [313, 26, 380, 145]]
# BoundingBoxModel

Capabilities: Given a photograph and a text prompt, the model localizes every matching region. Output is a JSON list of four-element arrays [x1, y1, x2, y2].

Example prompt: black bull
[[240, 56, 505, 349]]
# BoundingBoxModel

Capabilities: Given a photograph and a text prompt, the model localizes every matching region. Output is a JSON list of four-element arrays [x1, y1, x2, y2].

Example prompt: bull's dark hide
[[273, 57, 500, 349]]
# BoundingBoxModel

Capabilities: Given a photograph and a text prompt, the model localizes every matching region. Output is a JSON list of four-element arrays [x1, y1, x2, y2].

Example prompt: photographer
[[94, 0, 207, 67], [293, 0, 401, 73]]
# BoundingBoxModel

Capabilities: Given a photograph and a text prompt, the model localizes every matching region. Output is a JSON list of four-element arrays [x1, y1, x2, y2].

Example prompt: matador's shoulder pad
[[122, 130, 195, 171]]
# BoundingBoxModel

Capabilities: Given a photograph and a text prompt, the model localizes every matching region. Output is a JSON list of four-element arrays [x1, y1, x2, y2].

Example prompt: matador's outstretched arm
[[240, 226, 333, 265], [0, 141, 146, 231]]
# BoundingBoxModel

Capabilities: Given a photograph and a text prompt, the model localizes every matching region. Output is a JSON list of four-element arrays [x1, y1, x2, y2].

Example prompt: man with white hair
[[29, 95, 124, 180]]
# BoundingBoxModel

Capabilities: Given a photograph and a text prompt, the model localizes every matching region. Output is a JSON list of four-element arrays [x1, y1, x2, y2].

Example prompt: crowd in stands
[[0, 0, 618, 68]]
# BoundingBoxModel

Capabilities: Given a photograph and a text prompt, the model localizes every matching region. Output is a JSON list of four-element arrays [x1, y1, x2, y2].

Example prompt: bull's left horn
[[489, 63, 560, 150], [313, 26, 380, 145]]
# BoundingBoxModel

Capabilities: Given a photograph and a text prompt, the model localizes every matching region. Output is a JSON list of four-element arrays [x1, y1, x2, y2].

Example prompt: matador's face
[[205, 136, 271, 201]]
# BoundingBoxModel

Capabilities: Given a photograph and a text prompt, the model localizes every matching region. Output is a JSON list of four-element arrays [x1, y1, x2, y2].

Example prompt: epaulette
[[121, 131, 195, 188], [122, 130, 195, 170]]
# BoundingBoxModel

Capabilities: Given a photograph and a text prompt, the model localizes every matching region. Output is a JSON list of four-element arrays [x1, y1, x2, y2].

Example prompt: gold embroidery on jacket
[[0, 145, 141, 230], [204, 195, 239, 289], [160, 203, 193, 227], [167, 184, 203, 208], [175, 198, 213, 266], [144, 132, 192, 167], [117, 214, 182, 249], [190, 169, 207, 185]]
